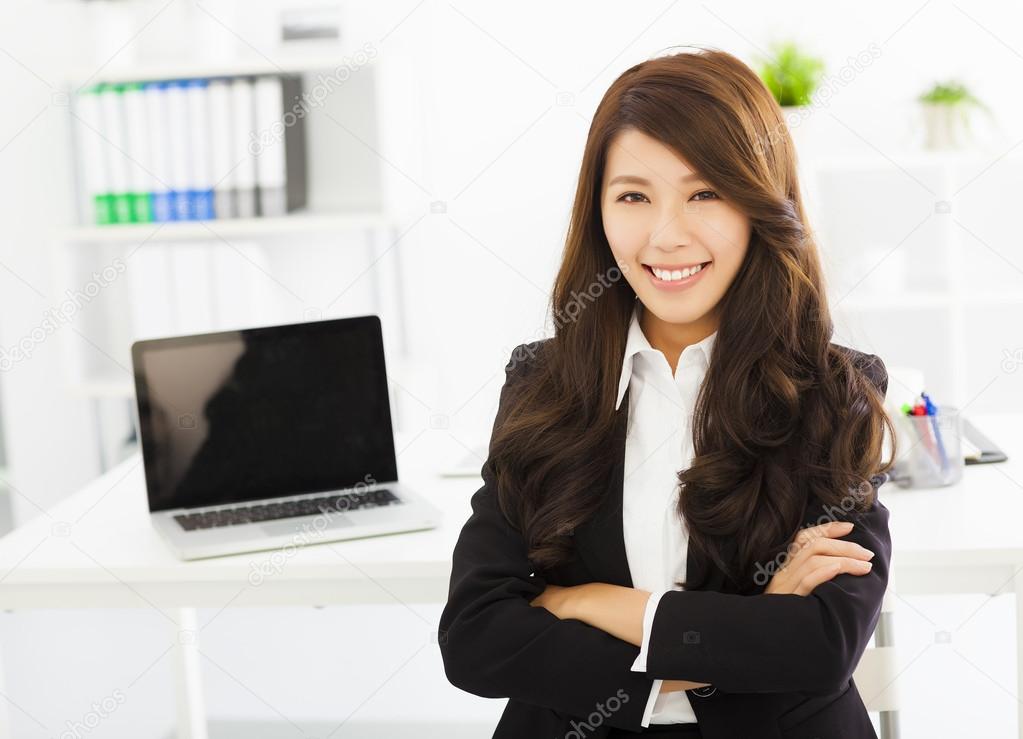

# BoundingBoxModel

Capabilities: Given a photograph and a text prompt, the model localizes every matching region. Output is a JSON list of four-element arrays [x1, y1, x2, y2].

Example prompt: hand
[[529, 583, 579, 620], [765, 520, 875, 596], [661, 679, 712, 694]]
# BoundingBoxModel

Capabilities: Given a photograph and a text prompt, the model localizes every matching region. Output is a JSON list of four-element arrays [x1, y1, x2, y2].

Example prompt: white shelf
[[837, 292, 950, 311], [838, 292, 1023, 312], [57, 212, 391, 244], [67, 53, 369, 86], [69, 375, 134, 400], [803, 146, 1023, 411], [962, 292, 1023, 307]]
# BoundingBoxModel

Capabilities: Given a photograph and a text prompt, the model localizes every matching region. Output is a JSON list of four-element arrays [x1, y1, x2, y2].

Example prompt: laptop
[[130, 315, 442, 561]]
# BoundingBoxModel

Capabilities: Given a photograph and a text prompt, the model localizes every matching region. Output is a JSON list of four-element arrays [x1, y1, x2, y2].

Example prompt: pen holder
[[890, 405, 963, 488]]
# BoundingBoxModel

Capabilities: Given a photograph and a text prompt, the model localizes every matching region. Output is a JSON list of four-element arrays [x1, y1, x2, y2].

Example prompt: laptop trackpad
[[262, 516, 353, 537]]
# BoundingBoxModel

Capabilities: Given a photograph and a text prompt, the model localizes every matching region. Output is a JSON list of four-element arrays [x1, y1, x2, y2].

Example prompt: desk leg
[[173, 607, 208, 739], [874, 611, 899, 739]]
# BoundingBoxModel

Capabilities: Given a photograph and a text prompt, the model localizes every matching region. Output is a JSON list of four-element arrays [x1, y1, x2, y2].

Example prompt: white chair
[[852, 580, 901, 739]]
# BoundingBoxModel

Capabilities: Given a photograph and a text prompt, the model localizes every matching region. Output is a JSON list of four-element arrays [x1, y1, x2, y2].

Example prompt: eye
[[615, 190, 720, 204]]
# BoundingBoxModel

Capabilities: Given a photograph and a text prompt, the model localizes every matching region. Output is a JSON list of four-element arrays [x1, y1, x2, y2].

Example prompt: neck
[[639, 303, 718, 375]]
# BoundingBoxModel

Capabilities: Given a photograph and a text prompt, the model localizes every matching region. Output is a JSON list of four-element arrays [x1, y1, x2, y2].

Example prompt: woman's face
[[601, 128, 752, 331]]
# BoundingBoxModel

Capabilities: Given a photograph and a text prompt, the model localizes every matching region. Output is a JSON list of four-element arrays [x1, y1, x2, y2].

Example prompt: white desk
[[0, 429, 478, 738], [884, 413, 1023, 737], [0, 417, 1021, 737]]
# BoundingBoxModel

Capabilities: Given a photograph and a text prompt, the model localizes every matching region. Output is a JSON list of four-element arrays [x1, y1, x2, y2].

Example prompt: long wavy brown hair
[[489, 47, 897, 592]]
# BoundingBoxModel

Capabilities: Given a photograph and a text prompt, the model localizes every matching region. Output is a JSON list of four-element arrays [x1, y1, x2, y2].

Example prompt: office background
[[0, 0, 1021, 736]]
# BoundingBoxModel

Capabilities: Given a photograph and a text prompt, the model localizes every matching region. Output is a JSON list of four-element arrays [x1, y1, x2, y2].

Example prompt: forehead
[[603, 128, 697, 186]]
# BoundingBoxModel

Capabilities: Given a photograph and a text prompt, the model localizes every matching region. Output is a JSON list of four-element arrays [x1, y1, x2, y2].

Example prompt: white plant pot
[[921, 102, 971, 150]]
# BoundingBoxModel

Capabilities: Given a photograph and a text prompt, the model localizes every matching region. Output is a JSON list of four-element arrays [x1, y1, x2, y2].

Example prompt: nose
[[648, 201, 696, 252]]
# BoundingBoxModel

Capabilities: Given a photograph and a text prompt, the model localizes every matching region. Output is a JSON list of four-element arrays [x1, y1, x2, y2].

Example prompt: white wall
[[0, 1, 97, 525], [0, 0, 1021, 736]]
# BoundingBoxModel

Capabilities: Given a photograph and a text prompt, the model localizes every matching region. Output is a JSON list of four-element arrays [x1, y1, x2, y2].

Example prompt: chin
[[641, 299, 714, 325]]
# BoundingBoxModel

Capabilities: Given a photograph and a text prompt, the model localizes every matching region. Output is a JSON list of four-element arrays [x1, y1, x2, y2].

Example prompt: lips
[[642, 260, 712, 291], [644, 261, 710, 271], [644, 262, 711, 281]]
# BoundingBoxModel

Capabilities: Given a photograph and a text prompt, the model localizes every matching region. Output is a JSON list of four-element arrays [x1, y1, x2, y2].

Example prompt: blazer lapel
[[572, 386, 634, 588]]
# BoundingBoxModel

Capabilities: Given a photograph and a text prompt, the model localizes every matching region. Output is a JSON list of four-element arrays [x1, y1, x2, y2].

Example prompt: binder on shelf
[[122, 82, 154, 223], [280, 75, 308, 214], [207, 78, 236, 218], [184, 79, 215, 220], [74, 85, 113, 225], [231, 76, 258, 218], [165, 80, 192, 221], [144, 82, 175, 223], [73, 73, 309, 226], [253, 75, 307, 217], [98, 83, 133, 223]]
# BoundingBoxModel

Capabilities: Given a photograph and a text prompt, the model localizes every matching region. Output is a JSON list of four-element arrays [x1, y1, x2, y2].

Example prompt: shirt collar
[[614, 303, 717, 411]]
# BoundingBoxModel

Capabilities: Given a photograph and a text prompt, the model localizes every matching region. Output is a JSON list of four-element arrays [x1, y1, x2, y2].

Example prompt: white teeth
[[651, 263, 704, 281]]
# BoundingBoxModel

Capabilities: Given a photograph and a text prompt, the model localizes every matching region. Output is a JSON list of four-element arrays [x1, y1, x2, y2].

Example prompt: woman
[[439, 47, 896, 739]]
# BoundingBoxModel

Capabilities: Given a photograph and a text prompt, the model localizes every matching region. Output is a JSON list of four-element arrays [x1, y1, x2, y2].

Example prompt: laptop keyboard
[[173, 488, 401, 531]]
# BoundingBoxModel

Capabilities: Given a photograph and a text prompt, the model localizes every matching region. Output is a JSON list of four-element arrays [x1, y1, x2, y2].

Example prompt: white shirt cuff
[[631, 590, 666, 673], [640, 679, 661, 727]]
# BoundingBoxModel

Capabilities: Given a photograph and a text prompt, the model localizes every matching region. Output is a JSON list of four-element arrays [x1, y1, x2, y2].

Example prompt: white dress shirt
[[614, 301, 716, 727]]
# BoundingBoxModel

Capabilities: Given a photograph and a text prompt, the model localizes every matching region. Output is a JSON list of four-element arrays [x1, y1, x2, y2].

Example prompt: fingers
[[805, 554, 874, 574], [778, 540, 872, 586], [795, 562, 842, 596], [802, 537, 874, 561], [786, 531, 874, 569], [768, 519, 880, 597], [795, 557, 873, 596], [792, 520, 854, 547]]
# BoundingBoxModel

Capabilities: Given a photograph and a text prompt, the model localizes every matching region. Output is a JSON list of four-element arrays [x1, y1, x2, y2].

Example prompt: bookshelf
[[57, 211, 392, 243], [800, 149, 1023, 413], [56, 51, 413, 471]]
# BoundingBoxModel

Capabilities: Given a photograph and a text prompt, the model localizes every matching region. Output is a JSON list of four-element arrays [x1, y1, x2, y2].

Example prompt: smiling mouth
[[643, 262, 711, 282]]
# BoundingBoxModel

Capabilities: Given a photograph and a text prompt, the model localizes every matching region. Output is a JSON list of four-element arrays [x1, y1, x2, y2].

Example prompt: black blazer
[[439, 340, 891, 739]]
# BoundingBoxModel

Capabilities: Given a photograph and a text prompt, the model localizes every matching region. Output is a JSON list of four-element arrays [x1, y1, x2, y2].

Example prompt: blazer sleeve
[[641, 353, 892, 695], [438, 343, 655, 730]]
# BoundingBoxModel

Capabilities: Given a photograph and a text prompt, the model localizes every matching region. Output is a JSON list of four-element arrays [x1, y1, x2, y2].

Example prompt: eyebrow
[[607, 173, 705, 187]]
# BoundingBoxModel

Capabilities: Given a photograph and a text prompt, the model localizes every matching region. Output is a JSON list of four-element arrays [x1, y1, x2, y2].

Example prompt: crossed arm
[[528, 581, 709, 695], [528, 506, 889, 696], [526, 351, 892, 695], [440, 344, 891, 724]]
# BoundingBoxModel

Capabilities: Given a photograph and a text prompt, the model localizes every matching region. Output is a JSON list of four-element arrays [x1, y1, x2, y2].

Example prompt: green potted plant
[[758, 42, 826, 107], [918, 80, 988, 150], [756, 42, 826, 153]]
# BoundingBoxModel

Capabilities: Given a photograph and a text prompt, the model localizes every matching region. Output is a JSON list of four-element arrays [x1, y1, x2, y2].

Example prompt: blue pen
[[922, 391, 949, 472]]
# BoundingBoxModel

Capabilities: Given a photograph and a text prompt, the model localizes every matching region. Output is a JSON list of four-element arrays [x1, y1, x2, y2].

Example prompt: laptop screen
[[132, 316, 398, 512]]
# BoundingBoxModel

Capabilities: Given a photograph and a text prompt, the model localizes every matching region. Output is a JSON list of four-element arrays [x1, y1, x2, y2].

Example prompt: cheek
[[699, 219, 750, 270], [603, 214, 648, 258]]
